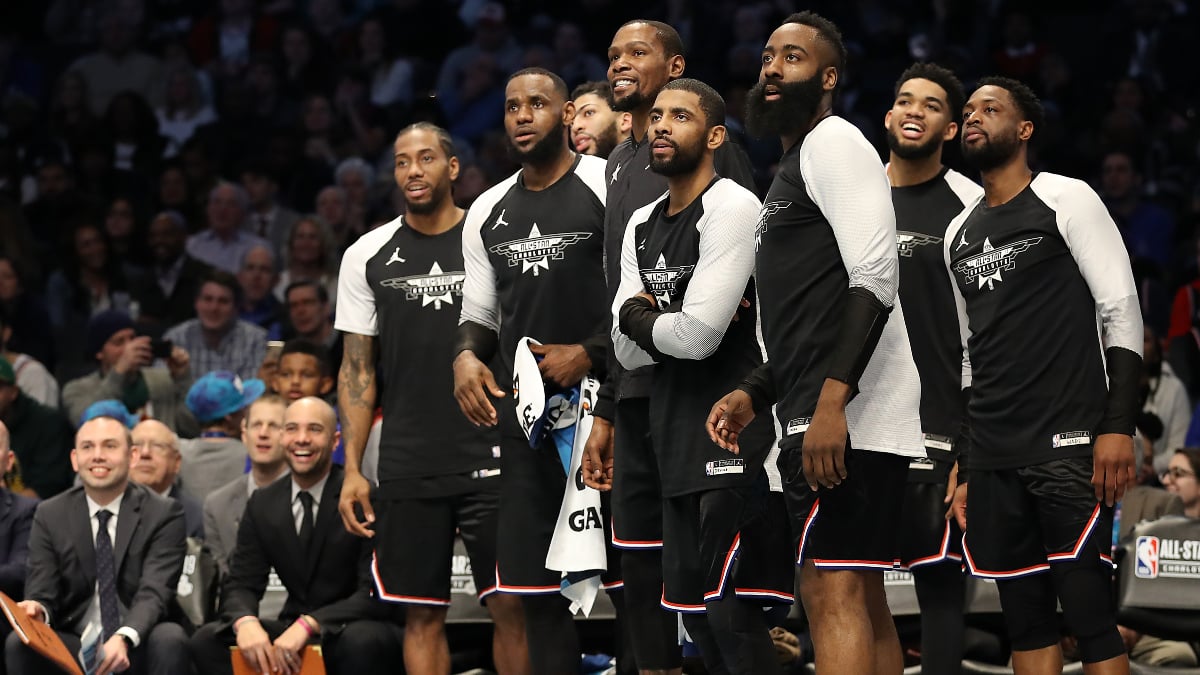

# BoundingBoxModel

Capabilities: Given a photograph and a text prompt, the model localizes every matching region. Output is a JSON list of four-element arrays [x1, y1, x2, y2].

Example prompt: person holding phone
[[62, 309, 198, 436]]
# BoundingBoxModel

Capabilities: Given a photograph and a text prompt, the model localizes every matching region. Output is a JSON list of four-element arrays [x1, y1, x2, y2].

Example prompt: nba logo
[[1134, 536, 1159, 579]]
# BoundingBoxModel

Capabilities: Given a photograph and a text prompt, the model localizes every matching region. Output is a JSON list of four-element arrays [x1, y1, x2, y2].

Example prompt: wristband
[[296, 615, 318, 637], [233, 616, 259, 633], [454, 321, 499, 363]]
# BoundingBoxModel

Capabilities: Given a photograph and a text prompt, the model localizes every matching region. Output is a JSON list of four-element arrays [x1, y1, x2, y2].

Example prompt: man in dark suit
[[0, 421, 36, 599], [131, 420, 205, 539], [132, 211, 212, 331], [188, 397, 401, 675], [4, 414, 189, 675]]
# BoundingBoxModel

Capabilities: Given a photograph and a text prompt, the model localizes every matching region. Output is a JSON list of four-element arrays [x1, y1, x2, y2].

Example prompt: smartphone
[[150, 338, 174, 359], [265, 340, 285, 362]]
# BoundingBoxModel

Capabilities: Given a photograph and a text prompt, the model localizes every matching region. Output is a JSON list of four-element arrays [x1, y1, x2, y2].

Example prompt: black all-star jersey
[[336, 216, 499, 482], [755, 116, 924, 458], [611, 178, 773, 497], [892, 166, 983, 460], [461, 154, 608, 385], [945, 172, 1142, 470], [603, 135, 757, 401]]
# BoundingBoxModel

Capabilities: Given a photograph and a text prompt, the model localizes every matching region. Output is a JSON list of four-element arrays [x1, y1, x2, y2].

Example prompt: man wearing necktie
[[188, 397, 401, 675], [4, 414, 189, 675]]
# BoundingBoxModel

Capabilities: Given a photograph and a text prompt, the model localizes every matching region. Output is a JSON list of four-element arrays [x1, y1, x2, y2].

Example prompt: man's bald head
[[282, 397, 338, 484], [131, 419, 182, 494]]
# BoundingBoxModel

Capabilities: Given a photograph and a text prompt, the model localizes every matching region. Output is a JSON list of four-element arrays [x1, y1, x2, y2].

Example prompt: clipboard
[[0, 591, 84, 675], [231, 644, 326, 675]]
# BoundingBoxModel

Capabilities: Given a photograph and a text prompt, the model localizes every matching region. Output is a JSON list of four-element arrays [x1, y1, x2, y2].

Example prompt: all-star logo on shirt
[[640, 253, 694, 308], [755, 201, 791, 251], [953, 236, 1043, 291], [896, 231, 942, 257], [610, 163, 622, 184], [379, 261, 465, 310], [488, 224, 592, 277]]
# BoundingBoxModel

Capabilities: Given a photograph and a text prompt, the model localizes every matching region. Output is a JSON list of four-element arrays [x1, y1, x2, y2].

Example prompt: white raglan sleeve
[[459, 198, 501, 332], [649, 188, 760, 359], [801, 124, 898, 305]]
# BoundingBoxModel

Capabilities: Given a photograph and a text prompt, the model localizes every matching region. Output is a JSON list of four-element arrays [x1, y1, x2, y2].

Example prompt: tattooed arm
[[337, 333, 378, 537]]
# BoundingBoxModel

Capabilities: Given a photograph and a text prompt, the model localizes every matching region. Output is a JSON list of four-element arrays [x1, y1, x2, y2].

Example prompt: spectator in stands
[[300, 93, 345, 169], [334, 157, 373, 240], [133, 211, 210, 330], [4, 414, 189, 675], [1119, 448, 1200, 667], [553, 21, 607, 88], [279, 23, 335, 103], [187, 397, 402, 675], [274, 217, 339, 305], [332, 70, 389, 161], [155, 161, 200, 227], [0, 255, 54, 372], [165, 270, 268, 381], [282, 281, 341, 374], [273, 339, 333, 405], [186, 182, 268, 274], [241, 159, 299, 255], [1102, 150, 1175, 272], [315, 185, 353, 250], [131, 419, 204, 539], [47, 71, 99, 152], [1143, 326, 1192, 476], [156, 65, 217, 158], [62, 310, 197, 436], [0, 421, 35, 599], [203, 394, 288, 576], [179, 370, 264, 500], [436, 2, 522, 108], [66, 10, 163, 115], [247, 56, 299, 137], [187, 0, 278, 77], [103, 91, 166, 177], [356, 15, 414, 110], [0, 314, 57, 409], [0, 358, 73, 498], [104, 196, 148, 272], [237, 245, 283, 335], [45, 222, 138, 334]]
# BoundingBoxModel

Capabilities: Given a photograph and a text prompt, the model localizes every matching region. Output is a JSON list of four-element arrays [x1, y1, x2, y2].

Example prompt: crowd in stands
[[0, 0, 1197, 672]]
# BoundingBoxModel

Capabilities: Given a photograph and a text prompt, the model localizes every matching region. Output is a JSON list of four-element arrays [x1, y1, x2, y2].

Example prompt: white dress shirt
[[82, 493, 141, 647], [290, 473, 329, 535]]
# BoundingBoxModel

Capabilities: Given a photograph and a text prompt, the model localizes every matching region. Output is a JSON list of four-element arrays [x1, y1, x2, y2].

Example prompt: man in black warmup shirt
[[884, 63, 982, 675], [583, 21, 758, 675], [945, 78, 1140, 675], [454, 67, 613, 675], [707, 12, 926, 674], [612, 78, 792, 675], [335, 123, 526, 675]]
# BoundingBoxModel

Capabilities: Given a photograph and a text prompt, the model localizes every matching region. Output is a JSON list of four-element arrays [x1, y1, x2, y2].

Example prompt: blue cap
[[185, 371, 265, 424], [79, 399, 139, 429]]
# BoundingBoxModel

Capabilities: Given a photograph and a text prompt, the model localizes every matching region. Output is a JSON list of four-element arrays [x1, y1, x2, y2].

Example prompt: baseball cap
[[79, 399, 139, 429], [0, 358, 14, 386], [186, 371, 265, 424], [86, 310, 135, 357]]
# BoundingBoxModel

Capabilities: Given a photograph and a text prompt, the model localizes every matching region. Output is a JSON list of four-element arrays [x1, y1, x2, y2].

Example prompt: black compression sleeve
[[593, 381, 615, 421], [1096, 346, 1142, 437], [736, 362, 777, 414], [618, 296, 665, 360], [825, 287, 892, 390], [454, 320, 499, 363]]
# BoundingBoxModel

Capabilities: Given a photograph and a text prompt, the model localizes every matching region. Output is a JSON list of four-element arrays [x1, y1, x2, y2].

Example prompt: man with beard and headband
[[612, 78, 793, 675], [705, 12, 925, 674], [945, 77, 1141, 675], [336, 122, 527, 675], [582, 20, 758, 675], [570, 81, 623, 158], [883, 62, 982, 675], [454, 67, 618, 675]]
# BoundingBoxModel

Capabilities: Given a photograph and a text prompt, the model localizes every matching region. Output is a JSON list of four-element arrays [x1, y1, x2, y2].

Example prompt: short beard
[[649, 138, 705, 177], [506, 128, 565, 166], [886, 128, 942, 161], [404, 183, 449, 215], [745, 75, 826, 139], [611, 88, 648, 113], [961, 129, 1020, 172], [591, 127, 620, 159]]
